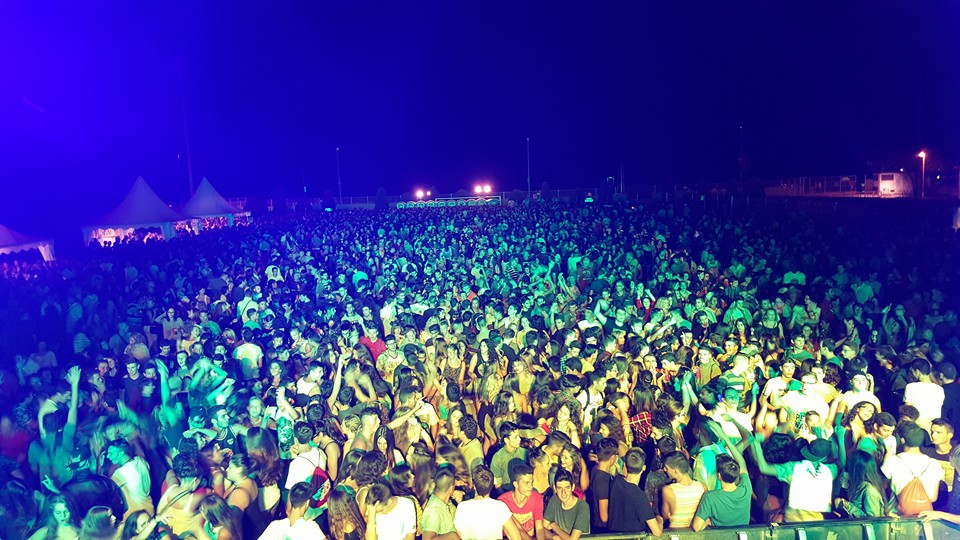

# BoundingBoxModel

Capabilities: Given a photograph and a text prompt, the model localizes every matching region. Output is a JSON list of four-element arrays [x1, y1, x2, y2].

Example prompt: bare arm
[[749, 437, 778, 477], [661, 484, 676, 523]]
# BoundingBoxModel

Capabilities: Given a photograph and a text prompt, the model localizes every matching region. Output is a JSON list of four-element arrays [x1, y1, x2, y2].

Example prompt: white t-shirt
[[376, 497, 417, 540], [113, 456, 153, 513], [234, 342, 264, 380], [780, 391, 829, 421], [774, 460, 837, 512], [903, 382, 945, 430], [454, 497, 513, 540], [882, 452, 945, 503], [763, 377, 790, 398], [837, 390, 881, 413], [285, 448, 327, 490], [258, 517, 326, 540]]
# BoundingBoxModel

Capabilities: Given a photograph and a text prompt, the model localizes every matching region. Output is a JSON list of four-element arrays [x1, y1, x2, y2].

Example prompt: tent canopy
[[82, 176, 183, 243], [0, 223, 55, 261], [96, 176, 183, 228], [182, 177, 241, 218]]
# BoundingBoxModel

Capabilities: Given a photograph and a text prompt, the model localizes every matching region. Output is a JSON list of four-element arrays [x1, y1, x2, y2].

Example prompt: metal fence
[[584, 517, 954, 540]]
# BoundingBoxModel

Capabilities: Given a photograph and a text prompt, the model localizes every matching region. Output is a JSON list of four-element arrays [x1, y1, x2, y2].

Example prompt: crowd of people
[[0, 199, 959, 540]]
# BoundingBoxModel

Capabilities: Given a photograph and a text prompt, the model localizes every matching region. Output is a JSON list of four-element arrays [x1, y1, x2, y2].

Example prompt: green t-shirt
[[694, 473, 752, 527], [491, 446, 527, 488], [545, 496, 591, 535]]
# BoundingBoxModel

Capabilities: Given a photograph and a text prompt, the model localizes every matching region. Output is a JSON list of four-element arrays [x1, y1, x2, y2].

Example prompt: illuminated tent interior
[[81, 176, 184, 245]]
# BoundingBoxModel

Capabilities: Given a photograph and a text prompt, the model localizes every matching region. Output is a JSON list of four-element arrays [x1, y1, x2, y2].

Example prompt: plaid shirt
[[628, 411, 653, 444]]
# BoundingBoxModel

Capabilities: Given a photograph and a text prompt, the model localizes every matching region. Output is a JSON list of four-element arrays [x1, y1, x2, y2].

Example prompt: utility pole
[[739, 125, 744, 191], [176, 60, 195, 197], [526, 137, 531, 198], [336, 147, 343, 202], [620, 159, 625, 194]]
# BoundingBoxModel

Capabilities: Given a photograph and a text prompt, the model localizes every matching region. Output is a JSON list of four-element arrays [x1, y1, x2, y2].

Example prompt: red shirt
[[498, 490, 544, 536], [358, 336, 387, 361]]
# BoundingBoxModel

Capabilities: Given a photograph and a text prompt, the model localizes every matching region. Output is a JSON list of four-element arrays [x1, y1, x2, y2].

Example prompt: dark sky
[[1, 1, 958, 231]]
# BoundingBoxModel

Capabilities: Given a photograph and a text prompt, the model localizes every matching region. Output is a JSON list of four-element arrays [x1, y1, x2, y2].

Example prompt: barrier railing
[[585, 517, 958, 540]]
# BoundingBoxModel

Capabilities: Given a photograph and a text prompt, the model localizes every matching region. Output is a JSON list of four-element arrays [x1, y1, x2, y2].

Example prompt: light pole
[[526, 137, 531, 199], [336, 147, 343, 202], [918, 150, 926, 198]]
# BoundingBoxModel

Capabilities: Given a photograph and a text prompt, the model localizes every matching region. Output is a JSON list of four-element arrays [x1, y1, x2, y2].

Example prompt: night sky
[[1, 1, 958, 232]]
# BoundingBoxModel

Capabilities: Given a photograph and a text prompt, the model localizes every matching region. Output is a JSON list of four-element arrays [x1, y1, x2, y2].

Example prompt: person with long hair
[[353, 450, 388, 516], [197, 495, 241, 540], [156, 454, 208, 539], [316, 417, 346, 482], [548, 400, 584, 448], [326, 488, 366, 540], [406, 443, 437, 506], [840, 401, 877, 451], [556, 443, 589, 496], [487, 392, 519, 444], [243, 427, 284, 521], [387, 464, 424, 534], [28, 494, 81, 540], [223, 453, 259, 537], [375, 425, 403, 469], [835, 450, 888, 518], [79, 506, 117, 540], [119, 510, 174, 540]]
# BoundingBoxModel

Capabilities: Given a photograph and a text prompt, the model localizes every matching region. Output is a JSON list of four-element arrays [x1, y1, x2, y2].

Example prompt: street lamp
[[918, 151, 926, 198]]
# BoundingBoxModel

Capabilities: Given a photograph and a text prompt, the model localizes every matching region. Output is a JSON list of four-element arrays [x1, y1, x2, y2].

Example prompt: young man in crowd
[[883, 422, 945, 514], [543, 470, 591, 540], [692, 420, 752, 531], [455, 465, 523, 540], [498, 463, 545, 540], [259, 482, 325, 539], [491, 422, 527, 492], [922, 418, 957, 510], [422, 467, 460, 540], [586, 437, 617, 533]]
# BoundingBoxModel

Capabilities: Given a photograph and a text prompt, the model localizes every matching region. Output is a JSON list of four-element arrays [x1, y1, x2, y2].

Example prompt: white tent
[[181, 177, 243, 219], [0, 223, 55, 261], [82, 176, 184, 244]]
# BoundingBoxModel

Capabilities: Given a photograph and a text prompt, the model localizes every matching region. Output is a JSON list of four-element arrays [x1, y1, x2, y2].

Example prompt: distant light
[[918, 151, 927, 159], [426, 190, 432, 196], [936, 175, 940, 180], [415, 189, 425, 199], [474, 185, 483, 194], [482, 185, 492, 194], [900, 168, 904, 172]]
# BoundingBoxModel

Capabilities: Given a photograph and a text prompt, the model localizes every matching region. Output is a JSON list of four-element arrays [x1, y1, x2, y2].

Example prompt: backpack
[[298, 452, 332, 509], [896, 457, 933, 516]]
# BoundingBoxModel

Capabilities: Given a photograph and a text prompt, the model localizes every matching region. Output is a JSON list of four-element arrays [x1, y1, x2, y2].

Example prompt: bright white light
[[426, 191, 432, 196], [918, 151, 927, 159], [415, 189, 424, 199], [899, 168, 904, 172], [474, 185, 483, 194], [482, 185, 492, 194]]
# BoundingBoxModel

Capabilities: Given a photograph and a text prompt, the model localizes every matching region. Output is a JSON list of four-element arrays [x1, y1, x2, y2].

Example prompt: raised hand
[[65, 365, 82, 387]]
